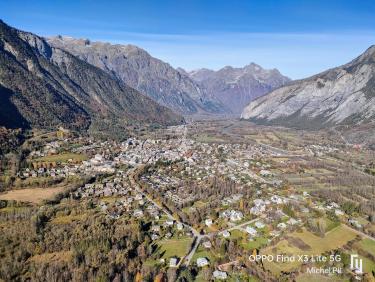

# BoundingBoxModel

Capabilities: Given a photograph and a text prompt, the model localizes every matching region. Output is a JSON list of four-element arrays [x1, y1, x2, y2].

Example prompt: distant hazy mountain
[[187, 63, 290, 114], [0, 21, 182, 136], [48, 37, 227, 115], [241, 46, 375, 129]]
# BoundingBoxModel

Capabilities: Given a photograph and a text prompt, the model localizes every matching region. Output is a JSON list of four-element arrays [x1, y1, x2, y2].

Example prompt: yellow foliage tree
[[135, 272, 143, 282]]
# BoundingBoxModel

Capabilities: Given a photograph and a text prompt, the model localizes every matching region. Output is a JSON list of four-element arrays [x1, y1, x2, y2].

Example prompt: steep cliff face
[[0, 21, 183, 135], [241, 46, 375, 129], [188, 63, 290, 114], [48, 36, 227, 115]]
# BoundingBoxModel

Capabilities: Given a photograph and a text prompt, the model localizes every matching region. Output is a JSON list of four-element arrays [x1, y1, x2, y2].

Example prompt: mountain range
[[0, 20, 182, 138], [47, 37, 291, 115], [3, 19, 374, 142], [241, 45, 375, 130], [186, 64, 290, 114], [47, 36, 227, 115]]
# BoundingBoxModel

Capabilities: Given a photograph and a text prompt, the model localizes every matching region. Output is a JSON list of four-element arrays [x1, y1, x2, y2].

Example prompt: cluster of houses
[[98, 193, 161, 220], [29, 141, 61, 158], [177, 143, 275, 186], [164, 190, 194, 205], [250, 195, 287, 216], [73, 177, 130, 199], [81, 154, 116, 174], [221, 194, 243, 206], [115, 138, 184, 166], [220, 209, 244, 222], [313, 201, 345, 217], [304, 144, 340, 157], [19, 166, 79, 179], [150, 219, 192, 242]]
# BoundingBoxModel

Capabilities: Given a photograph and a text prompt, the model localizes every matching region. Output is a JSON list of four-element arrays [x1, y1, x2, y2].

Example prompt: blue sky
[[1, 0, 375, 79]]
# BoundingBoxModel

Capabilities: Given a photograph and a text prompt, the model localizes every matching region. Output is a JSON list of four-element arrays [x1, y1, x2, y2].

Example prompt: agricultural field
[[357, 238, 375, 257], [33, 152, 87, 163], [262, 226, 357, 275], [158, 237, 193, 259], [242, 236, 269, 250], [0, 187, 66, 204], [360, 255, 375, 275]]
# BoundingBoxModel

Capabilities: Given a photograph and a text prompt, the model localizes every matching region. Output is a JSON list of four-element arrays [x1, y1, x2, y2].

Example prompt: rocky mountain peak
[[48, 36, 227, 115], [187, 63, 290, 114], [241, 45, 375, 129]]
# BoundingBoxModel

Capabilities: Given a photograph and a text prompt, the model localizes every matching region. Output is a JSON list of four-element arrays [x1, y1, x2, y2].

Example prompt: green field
[[242, 236, 269, 250], [361, 255, 375, 275], [228, 229, 269, 250], [291, 226, 357, 254], [158, 237, 193, 259], [358, 238, 375, 257], [262, 225, 357, 275], [230, 229, 245, 240], [322, 217, 340, 232]]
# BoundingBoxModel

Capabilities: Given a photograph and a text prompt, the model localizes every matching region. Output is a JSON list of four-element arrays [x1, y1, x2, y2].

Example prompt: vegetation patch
[[158, 237, 193, 259], [51, 214, 87, 224], [262, 226, 357, 275], [242, 236, 269, 250], [358, 238, 375, 257], [33, 153, 87, 163], [29, 251, 72, 264]]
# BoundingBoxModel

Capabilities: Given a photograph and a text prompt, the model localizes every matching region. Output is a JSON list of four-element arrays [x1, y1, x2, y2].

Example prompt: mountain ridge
[[241, 45, 375, 129], [187, 63, 290, 114], [0, 20, 183, 137], [47, 36, 228, 115]]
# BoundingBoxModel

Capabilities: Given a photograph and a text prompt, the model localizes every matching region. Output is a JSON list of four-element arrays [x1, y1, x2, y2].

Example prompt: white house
[[254, 221, 265, 229], [277, 222, 287, 229], [287, 218, 298, 225], [260, 170, 272, 177], [197, 257, 209, 267], [254, 199, 264, 206], [335, 209, 344, 216], [203, 241, 212, 249], [245, 226, 257, 236], [205, 218, 213, 226], [250, 205, 265, 215], [221, 230, 231, 238], [271, 195, 284, 204], [166, 219, 174, 226], [230, 210, 243, 222], [213, 270, 228, 280], [133, 209, 143, 218], [301, 207, 310, 213], [169, 257, 178, 267], [177, 222, 183, 230]]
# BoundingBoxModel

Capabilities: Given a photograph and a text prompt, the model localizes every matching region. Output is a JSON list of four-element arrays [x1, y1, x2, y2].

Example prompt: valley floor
[[0, 119, 374, 281]]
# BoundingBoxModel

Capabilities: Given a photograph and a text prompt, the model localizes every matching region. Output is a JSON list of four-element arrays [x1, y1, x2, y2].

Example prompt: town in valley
[[1, 120, 374, 281]]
